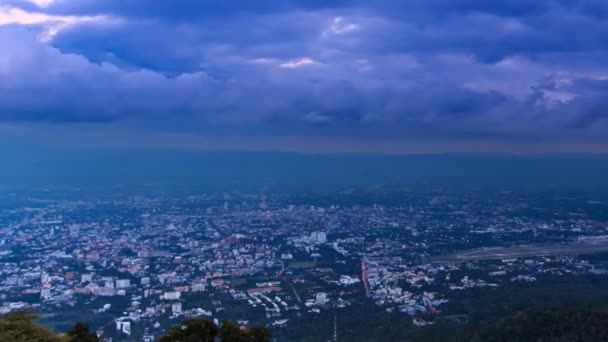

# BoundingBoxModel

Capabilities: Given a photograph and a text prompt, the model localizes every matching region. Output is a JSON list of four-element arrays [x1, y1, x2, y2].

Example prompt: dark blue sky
[[1, 0, 608, 153]]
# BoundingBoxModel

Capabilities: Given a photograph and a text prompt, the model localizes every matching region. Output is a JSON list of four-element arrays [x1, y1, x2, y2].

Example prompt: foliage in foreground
[[158, 318, 270, 342], [0, 311, 270, 342], [4, 307, 608, 342], [0, 311, 68, 342]]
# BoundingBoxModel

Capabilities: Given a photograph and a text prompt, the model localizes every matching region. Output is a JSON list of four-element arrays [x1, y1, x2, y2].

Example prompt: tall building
[[116, 321, 131, 336], [40, 288, 51, 300], [172, 302, 182, 315]]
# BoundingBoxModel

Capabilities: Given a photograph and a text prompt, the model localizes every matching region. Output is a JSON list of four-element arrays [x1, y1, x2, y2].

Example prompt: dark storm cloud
[[32, 0, 351, 19], [39, 0, 608, 72], [34, 0, 552, 18], [548, 77, 608, 129], [0, 26, 520, 127], [1, 0, 608, 149]]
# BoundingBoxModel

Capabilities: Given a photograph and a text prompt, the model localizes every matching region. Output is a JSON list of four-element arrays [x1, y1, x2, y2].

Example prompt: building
[[163, 291, 181, 300], [116, 320, 131, 336], [171, 302, 182, 315], [116, 279, 131, 288], [40, 288, 51, 300], [311, 231, 327, 244], [315, 292, 328, 305]]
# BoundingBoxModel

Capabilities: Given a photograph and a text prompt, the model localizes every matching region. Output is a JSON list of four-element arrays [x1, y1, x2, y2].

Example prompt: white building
[[40, 288, 51, 300], [191, 283, 207, 292], [116, 321, 131, 336], [339, 275, 360, 286], [310, 231, 327, 244], [171, 302, 182, 315], [315, 292, 328, 305], [116, 279, 131, 288], [163, 291, 181, 300]]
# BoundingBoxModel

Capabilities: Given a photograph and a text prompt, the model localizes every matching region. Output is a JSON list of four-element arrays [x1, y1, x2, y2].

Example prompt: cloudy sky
[[1, 0, 608, 153]]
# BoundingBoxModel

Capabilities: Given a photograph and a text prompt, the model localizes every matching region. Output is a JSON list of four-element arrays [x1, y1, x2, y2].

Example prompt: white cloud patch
[[304, 111, 332, 123], [26, 0, 56, 8], [1, 0, 608, 150], [0, 5, 110, 42], [280, 57, 320, 69], [250, 58, 278, 65], [322, 16, 359, 37]]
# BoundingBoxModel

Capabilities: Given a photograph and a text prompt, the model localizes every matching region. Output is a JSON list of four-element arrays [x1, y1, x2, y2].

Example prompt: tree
[[158, 318, 270, 342], [248, 326, 272, 342], [66, 322, 98, 342], [470, 308, 608, 342], [218, 320, 271, 342], [0, 311, 67, 342], [158, 318, 219, 342]]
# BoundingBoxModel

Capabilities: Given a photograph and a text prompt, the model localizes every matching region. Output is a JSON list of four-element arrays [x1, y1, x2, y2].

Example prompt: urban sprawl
[[1, 190, 608, 340]]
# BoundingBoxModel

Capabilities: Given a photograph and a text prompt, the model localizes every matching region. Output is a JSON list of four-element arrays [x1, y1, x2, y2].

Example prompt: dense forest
[[470, 308, 608, 342]]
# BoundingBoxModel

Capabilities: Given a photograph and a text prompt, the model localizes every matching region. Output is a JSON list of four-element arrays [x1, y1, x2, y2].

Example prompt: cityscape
[[3, 0, 608, 340], [1, 187, 607, 340]]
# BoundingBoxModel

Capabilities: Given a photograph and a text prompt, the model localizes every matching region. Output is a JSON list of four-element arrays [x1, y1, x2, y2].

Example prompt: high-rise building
[[172, 302, 182, 315], [116, 321, 131, 336], [40, 288, 51, 300]]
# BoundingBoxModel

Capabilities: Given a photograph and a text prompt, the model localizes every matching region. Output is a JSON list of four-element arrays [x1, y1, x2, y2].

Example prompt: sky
[[1, 0, 608, 153]]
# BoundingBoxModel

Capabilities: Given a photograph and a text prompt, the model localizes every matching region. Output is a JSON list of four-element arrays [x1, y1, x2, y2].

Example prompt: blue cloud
[[1, 0, 608, 151]]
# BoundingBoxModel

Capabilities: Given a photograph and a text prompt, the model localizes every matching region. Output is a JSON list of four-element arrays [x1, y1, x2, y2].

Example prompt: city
[[3, 0, 608, 340], [1, 188, 607, 340]]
